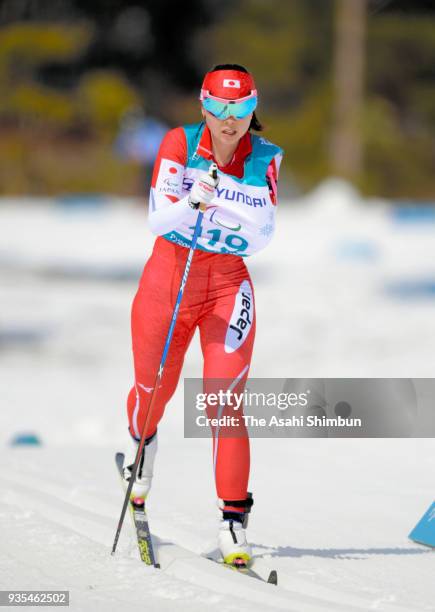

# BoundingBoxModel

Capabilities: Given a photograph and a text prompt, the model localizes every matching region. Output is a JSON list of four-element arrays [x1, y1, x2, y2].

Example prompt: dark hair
[[209, 63, 264, 132]]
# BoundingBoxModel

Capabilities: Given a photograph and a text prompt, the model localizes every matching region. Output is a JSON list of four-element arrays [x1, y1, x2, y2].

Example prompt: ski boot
[[123, 430, 157, 506], [218, 493, 254, 567]]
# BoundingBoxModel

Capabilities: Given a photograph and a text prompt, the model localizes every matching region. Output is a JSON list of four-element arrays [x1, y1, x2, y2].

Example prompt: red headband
[[201, 70, 256, 100]]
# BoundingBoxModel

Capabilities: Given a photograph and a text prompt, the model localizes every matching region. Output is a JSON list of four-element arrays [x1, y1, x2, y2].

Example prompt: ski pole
[[112, 162, 218, 558]]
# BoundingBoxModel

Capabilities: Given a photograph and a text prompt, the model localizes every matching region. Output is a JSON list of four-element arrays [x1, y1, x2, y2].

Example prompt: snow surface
[[1, 181, 434, 611]]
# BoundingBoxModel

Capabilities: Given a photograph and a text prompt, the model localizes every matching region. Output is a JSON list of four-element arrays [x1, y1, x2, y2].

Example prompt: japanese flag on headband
[[201, 69, 256, 100], [223, 79, 240, 88]]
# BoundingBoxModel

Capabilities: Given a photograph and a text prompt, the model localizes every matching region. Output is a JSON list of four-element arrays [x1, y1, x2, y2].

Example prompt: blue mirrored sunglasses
[[202, 95, 257, 120]]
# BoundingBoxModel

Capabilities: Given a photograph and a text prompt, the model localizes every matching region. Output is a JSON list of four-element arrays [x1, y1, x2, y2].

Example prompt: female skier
[[122, 64, 283, 566]]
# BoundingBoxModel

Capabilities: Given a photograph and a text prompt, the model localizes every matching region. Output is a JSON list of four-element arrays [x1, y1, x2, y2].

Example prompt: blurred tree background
[[0, 0, 433, 197]]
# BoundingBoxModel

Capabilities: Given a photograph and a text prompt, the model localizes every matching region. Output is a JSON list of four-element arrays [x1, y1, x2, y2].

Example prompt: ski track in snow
[[1, 189, 435, 611], [1, 447, 433, 612]]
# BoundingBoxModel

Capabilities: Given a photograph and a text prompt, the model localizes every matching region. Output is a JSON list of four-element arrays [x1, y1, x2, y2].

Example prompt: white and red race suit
[[127, 122, 283, 511]]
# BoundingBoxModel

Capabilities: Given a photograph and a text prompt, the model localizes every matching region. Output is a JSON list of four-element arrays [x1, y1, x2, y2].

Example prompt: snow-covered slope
[[1, 184, 434, 611], [1, 440, 434, 611]]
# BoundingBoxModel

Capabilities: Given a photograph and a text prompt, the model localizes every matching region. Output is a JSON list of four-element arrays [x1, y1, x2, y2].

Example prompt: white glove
[[189, 170, 219, 210]]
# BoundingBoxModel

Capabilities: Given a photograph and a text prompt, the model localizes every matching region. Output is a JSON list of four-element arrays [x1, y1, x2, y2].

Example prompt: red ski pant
[[127, 236, 255, 503]]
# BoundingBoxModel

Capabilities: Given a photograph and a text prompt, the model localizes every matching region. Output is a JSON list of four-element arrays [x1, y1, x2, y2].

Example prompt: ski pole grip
[[209, 162, 218, 181]]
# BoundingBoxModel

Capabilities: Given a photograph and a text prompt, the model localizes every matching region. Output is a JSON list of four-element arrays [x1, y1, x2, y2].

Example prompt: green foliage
[[0, 22, 92, 78], [196, 1, 435, 197], [6, 84, 75, 126], [0, 21, 92, 126], [362, 14, 435, 196], [362, 97, 435, 198], [0, 4, 434, 196], [77, 71, 140, 135], [0, 130, 140, 195], [196, 0, 332, 101], [368, 15, 435, 76], [0, 22, 141, 193], [264, 85, 333, 190]]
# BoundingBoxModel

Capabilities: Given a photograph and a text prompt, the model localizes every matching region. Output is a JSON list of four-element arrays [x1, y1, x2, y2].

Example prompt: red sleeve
[[151, 127, 187, 188]]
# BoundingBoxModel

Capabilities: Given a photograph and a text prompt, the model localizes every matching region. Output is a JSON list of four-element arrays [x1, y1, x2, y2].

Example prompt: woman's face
[[202, 108, 252, 146]]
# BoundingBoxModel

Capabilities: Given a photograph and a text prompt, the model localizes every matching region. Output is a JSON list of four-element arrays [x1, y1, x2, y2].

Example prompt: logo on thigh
[[225, 280, 254, 353]]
